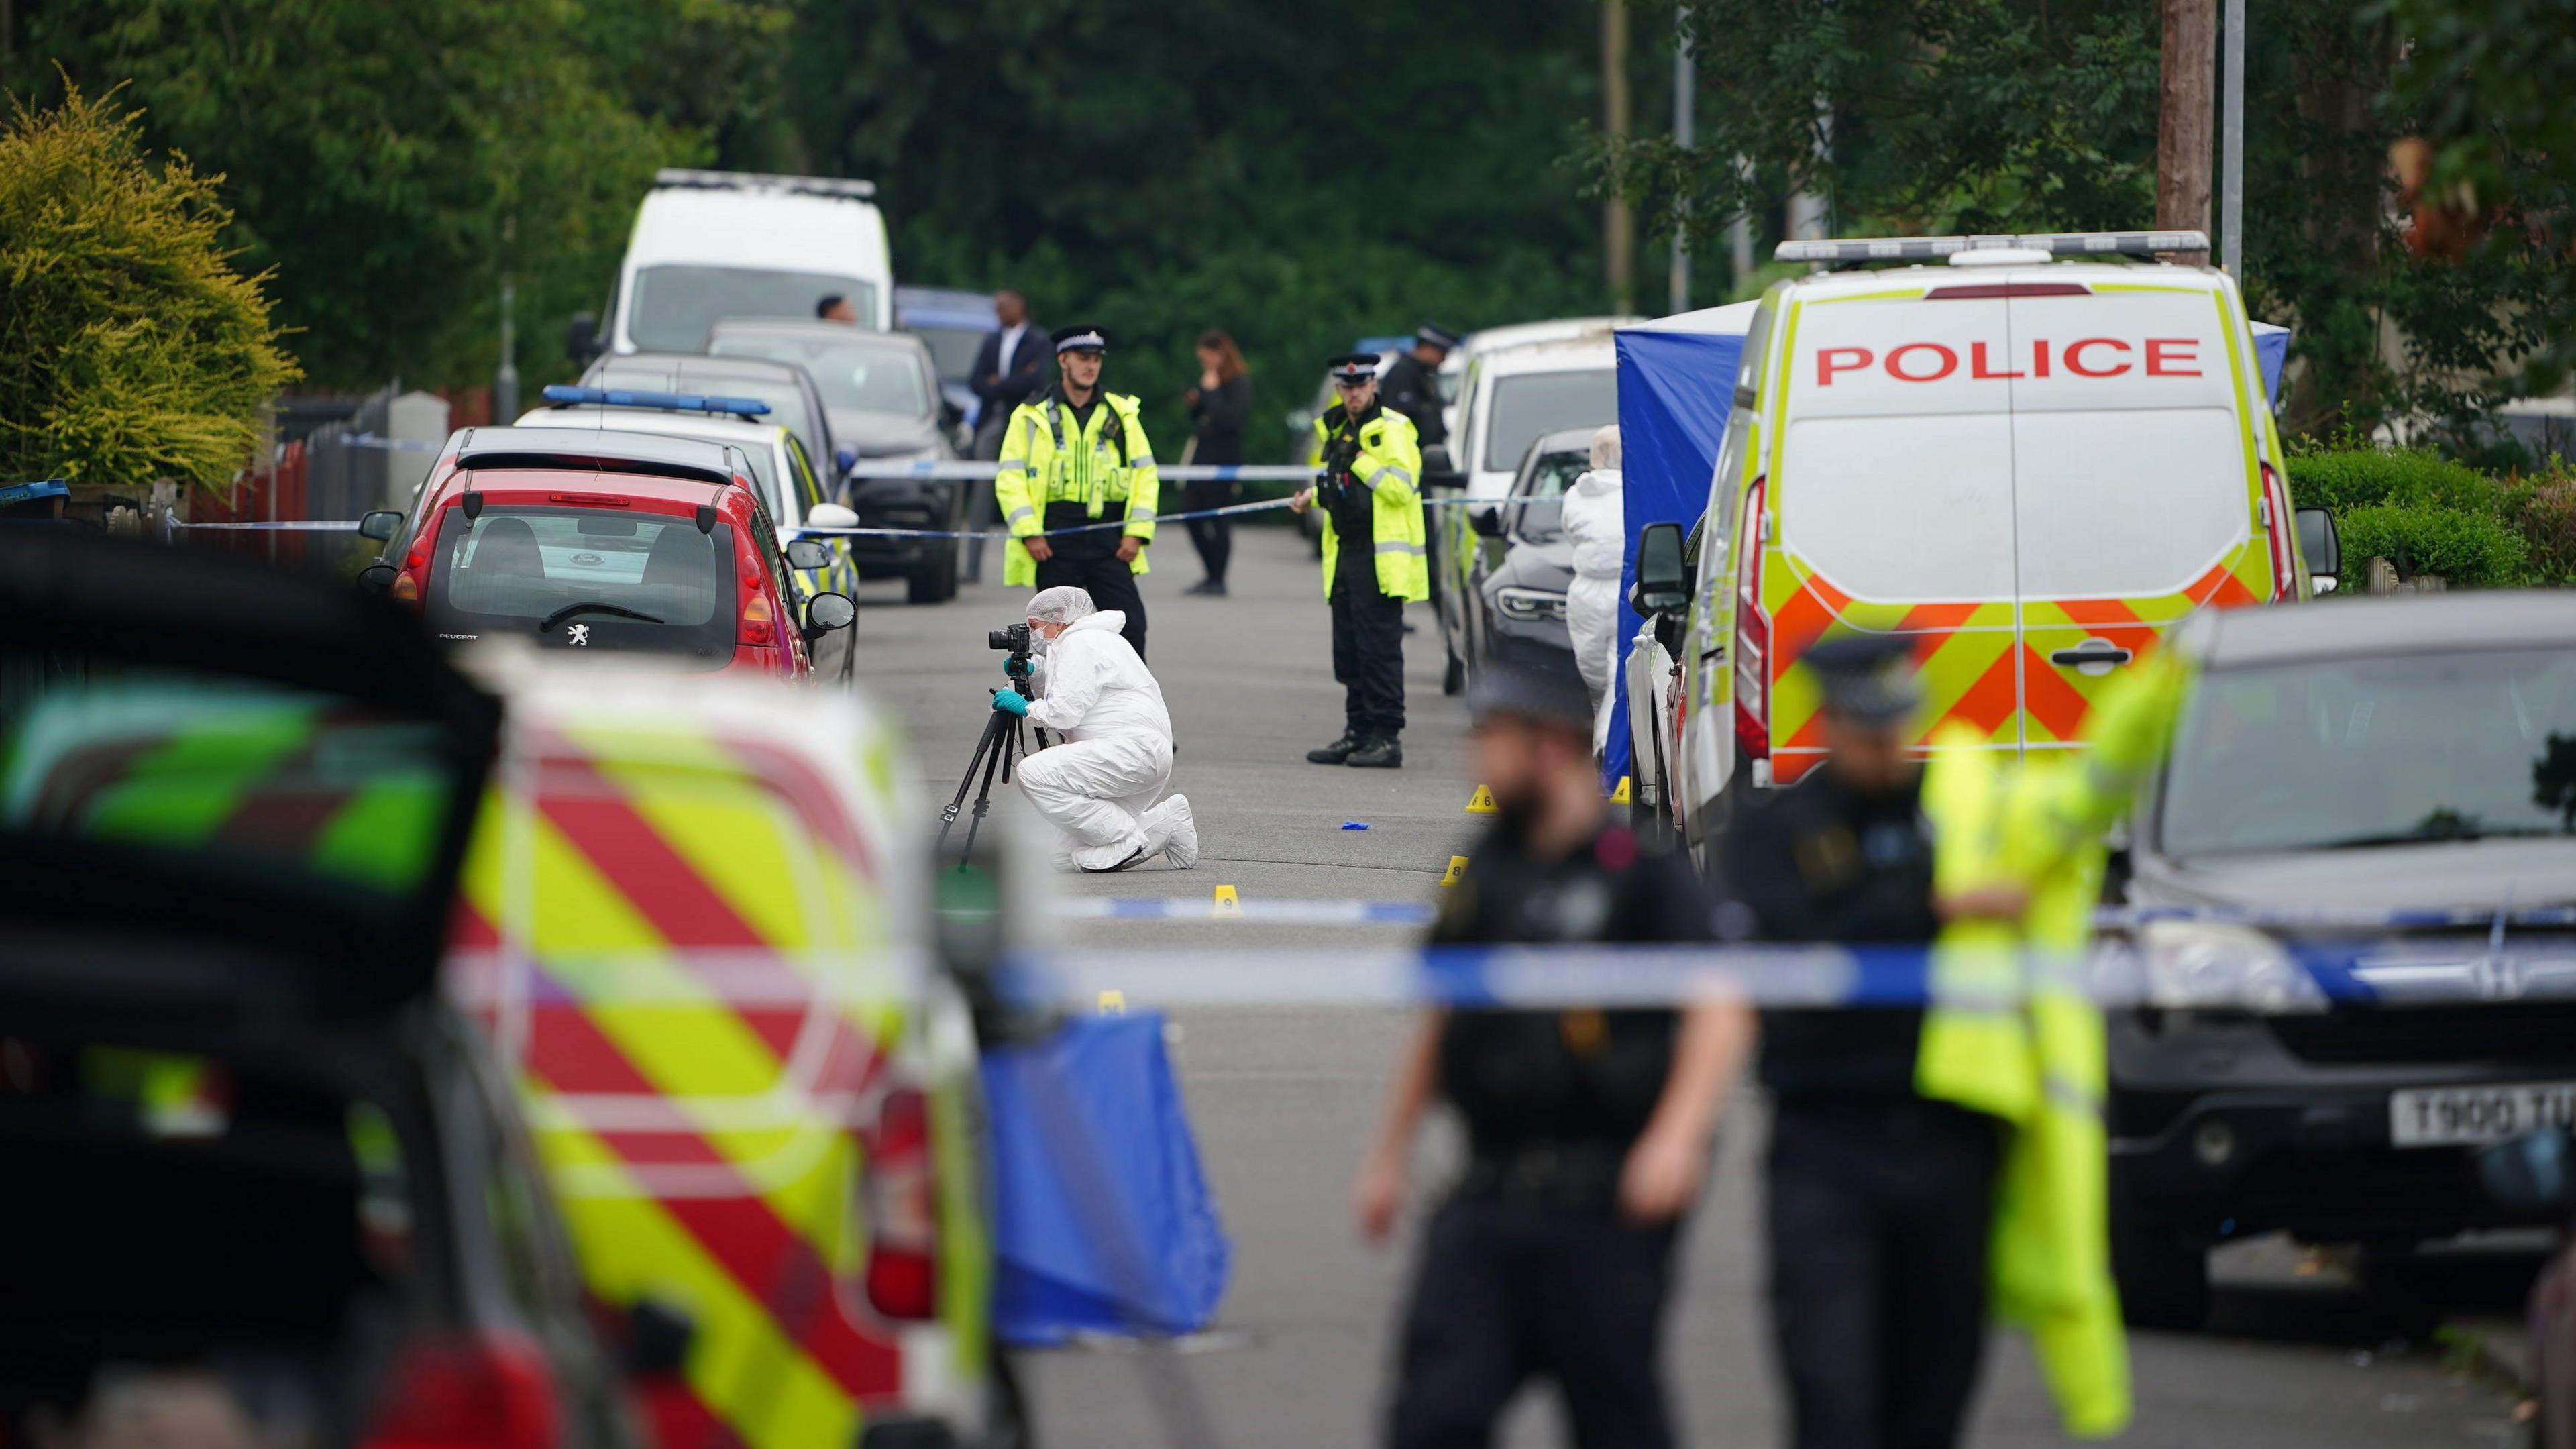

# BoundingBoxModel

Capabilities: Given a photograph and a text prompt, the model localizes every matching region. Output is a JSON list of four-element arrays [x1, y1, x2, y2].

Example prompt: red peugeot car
[[362, 422, 854, 675]]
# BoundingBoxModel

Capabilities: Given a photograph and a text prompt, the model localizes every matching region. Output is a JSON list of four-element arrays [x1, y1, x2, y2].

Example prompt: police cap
[[1803, 633, 1921, 726], [1467, 646, 1594, 735], [1052, 325, 1108, 354], [1327, 352, 1379, 386], [1415, 324, 1462, 352]]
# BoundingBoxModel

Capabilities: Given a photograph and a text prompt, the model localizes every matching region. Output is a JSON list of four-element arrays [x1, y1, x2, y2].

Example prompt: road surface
[[849, 521, 2530, 1448]]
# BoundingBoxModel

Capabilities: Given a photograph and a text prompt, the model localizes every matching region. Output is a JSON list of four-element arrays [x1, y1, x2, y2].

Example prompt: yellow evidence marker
[[1097, 989, 1128, 1016], [1212, 883, 1242, 917], [1465, 784, 1498, 814], [1441, 855, 1469, 887], [1607, 775, 1631, 804]]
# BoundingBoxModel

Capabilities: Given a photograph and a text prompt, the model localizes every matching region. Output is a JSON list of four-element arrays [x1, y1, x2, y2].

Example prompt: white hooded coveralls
[[1559, 464, 1625, 747], [1017, 610, 1198, 871]]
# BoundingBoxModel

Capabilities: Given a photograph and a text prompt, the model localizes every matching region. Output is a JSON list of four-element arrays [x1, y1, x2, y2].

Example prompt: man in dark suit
[[970, 289, 1045, 460]]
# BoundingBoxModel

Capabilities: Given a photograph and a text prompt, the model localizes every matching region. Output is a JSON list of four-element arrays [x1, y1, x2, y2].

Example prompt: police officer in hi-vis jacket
[[1292, 352, 1428, 769]]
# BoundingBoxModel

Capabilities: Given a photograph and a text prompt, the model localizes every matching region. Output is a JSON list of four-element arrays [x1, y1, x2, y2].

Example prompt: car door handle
[[2049, 642, 2133, 668]]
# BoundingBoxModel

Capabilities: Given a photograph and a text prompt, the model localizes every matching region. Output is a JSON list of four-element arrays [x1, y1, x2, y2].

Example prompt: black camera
[[988, 622, 1030, 653]]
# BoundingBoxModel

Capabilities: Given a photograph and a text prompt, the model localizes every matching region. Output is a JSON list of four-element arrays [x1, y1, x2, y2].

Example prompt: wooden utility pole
[[1604, 0, 1635, 312], [2157, 0, 2216, 264]]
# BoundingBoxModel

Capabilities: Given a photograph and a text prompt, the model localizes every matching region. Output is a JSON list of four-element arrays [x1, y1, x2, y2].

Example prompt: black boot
[[1306, 731, 1361, 765], [1346, 734, 1403, 769]]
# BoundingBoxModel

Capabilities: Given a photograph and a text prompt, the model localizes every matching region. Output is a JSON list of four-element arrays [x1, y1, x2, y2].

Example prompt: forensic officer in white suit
[[991, 585, 1199, 872]]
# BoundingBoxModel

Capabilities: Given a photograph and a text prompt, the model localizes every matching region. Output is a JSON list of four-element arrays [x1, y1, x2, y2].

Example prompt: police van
[[1633, 232, 2337, 853], [576, 170, 895, 360]]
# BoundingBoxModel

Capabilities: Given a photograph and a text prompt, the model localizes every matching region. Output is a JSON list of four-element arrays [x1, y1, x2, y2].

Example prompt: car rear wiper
[[2314, 824, 2568, 849], [537, 602, 664, 633]]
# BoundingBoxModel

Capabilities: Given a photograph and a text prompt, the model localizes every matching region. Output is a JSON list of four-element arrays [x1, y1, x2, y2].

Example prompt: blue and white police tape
[[1056, 897, 1436, 926], [1056, 898, 2576, 934], [845, 461, 1320, 482], [798, 491, 1485, 542]]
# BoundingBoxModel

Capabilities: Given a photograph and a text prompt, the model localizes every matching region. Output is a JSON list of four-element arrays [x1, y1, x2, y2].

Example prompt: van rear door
[[2006, 282, 2265, 751], [1767, 291, 2023, 783]]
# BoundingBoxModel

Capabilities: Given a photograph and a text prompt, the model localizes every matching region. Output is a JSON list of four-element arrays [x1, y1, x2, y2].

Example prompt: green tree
[[0, 82, 297, 492]]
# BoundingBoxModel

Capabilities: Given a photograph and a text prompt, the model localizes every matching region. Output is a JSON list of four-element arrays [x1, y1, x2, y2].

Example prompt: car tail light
[[362, 1334, 559, 1449], [739, 591, 777, 647], [865, 1085, 940, 1322], [391, 571, 419, 602], [1731, 475, 1771, 765], [2259, 462, 2296, 601]]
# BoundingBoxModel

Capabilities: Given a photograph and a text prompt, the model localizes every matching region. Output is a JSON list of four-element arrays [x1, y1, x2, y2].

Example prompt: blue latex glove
[[992, 689, 1030, 716], [1004, 655, 1033, 678]]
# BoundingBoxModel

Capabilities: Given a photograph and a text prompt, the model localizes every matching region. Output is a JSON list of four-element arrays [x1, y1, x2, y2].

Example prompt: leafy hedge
[[2286, 445, 2576, 589], [0, 82, 296, 494]]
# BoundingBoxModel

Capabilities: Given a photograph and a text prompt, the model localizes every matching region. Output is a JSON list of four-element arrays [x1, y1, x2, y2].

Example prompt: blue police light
[[541, 384, 771, 419]]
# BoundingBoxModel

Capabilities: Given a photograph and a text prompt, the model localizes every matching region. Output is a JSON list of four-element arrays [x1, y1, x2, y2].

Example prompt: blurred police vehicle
[[708, 319, 968, 602], [584, 351, 837, 490], [2105, 592, 2576, 1329], [447, 649, 1023, 1449], [1628, 232, 2328, 859], [0, 532, 637, 1449], [1435, 334, 1620, 694], [572, 170, 893, 362]]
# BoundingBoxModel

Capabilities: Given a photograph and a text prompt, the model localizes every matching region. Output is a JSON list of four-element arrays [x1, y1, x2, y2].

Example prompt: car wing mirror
[[2479, 1129, 2576, 1211], [784, 538, 834, 571], [357, 509, 403, 541], [1419, 443, 1463, 490], [1470, 506, 1505, 539], [356, 562, 399, 596], [806, 502, 859, 530], [802, 592, 857, 637], [1631, 521, 1691, 616], [565, 311, 599, 366], [2294, 506, 2341, 595]]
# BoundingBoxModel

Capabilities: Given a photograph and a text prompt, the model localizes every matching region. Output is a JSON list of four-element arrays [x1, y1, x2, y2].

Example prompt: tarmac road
[[850, 522, 2530, 1448]]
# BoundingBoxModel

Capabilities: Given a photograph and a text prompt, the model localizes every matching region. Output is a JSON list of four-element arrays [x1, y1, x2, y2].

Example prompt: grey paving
[[847, 524, 2527, 1448]]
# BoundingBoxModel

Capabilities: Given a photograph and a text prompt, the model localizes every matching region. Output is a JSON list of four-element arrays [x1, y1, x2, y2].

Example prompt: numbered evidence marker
[[1212, 884, 1242, 918], [1097, 989, 1128, 1016], [1607, 775, 1631, 804], [1441, 855, 1469, 888], [1465, 784, 1498, 814]]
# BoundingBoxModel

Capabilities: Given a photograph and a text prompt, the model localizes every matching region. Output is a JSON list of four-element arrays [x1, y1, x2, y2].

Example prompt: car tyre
[[2112, 1214, 2211, 1332], [908, 540, 960, 604]]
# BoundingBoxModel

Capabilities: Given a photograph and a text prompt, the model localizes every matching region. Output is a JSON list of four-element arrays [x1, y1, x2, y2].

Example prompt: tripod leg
[[936, 709, 1011, 850], [957, 716, 1013, 866]]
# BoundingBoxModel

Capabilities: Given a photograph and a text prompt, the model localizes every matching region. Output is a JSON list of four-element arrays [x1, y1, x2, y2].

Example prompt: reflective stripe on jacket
[[1310, 405, 1428, 601], [994, 391, 1161, 587], [1916, 651, 2186, 1440]]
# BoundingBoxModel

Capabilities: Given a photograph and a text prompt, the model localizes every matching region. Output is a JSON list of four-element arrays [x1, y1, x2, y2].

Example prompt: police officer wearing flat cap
[[1718, 633, 2014, 1449], [1292, 353, 1428, 768], [1357, 651, 1751, 1449], [995, 325, 1161, 659], [1377, 324, 1460, 450]]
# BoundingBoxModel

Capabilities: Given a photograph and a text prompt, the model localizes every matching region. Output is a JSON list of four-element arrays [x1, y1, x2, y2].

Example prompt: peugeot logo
[[567, 623, 592, 647]]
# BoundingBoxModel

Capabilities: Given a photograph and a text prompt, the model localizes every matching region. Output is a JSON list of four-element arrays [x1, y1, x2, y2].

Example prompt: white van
[[1631, 232, 2334, 852], [1434, 335, 1623, 692], [599, 170, 894, 355], [1436, 316, 1642, 444]]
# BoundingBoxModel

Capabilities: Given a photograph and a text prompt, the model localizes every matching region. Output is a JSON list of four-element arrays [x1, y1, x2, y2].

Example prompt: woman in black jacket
[[1181, 329, 1252, 595]]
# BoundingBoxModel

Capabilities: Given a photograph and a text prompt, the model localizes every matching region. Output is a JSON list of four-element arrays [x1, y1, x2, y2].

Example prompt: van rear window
[[629, 265, 874, 352], [1781, 413, 2018, 600], [2012, 407, 2247, 598], [423, 506, 737, 667]]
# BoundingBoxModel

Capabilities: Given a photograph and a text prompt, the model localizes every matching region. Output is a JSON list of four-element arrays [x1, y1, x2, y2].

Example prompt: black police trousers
[[1387, 1193, 1678, 1449], [1331, 584, 1405, 738], [1036, 551, 1146, 661], [1768, 1097, 2006, 1449]]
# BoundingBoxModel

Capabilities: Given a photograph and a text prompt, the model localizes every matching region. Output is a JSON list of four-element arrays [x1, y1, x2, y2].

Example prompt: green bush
[[2285, 447, 2502, 518], [0, 82, 296, 493], [2514, 477, 2576, 584], [2332, 502, 2531, 590]]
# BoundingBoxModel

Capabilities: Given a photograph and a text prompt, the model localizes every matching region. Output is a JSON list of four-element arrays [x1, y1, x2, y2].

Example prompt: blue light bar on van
[[1775, 231, 2211, 264], [540, 384, 771, 420]]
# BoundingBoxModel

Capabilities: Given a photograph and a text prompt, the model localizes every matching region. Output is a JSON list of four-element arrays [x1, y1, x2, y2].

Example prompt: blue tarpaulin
[[981, 1013, 1230, 1346], [1605, 306, 2290, 795]]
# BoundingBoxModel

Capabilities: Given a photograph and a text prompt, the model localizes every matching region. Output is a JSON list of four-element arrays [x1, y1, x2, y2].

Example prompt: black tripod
[[936, 674, 1048, 867]]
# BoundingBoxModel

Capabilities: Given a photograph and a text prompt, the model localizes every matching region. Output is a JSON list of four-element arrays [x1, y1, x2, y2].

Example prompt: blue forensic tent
[[1605, 309, 2290, 794], [982, 1013, 1231, 1346]]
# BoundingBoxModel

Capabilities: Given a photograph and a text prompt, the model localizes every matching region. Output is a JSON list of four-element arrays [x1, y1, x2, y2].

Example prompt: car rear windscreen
[[907, 325, 989, 382], [712, 334, 930, 418], [423, 506, 738, 667], [1484, 370, 1618, 472], [629, 265, 875, 352]]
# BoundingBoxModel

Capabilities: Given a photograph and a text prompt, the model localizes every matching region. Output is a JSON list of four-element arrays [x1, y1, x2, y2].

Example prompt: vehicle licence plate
[[2389, 1081, 2576, 1147]]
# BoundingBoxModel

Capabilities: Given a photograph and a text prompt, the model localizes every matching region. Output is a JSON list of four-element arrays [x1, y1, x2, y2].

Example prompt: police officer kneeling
[[1356, 653, 1752, 1449], [1293, 352, 1428, 769], [995, 325, 1161, 660]]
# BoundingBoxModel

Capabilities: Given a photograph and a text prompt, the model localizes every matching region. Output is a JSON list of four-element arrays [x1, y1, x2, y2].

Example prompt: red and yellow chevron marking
[[454, 720, 922, 1449]]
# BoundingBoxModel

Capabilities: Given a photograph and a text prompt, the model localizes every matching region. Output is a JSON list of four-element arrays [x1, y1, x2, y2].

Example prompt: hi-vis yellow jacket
[[1310, 404, 1428, 601], [1917, 651, 2188, 1440], [995, 390, 1159, 587]]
